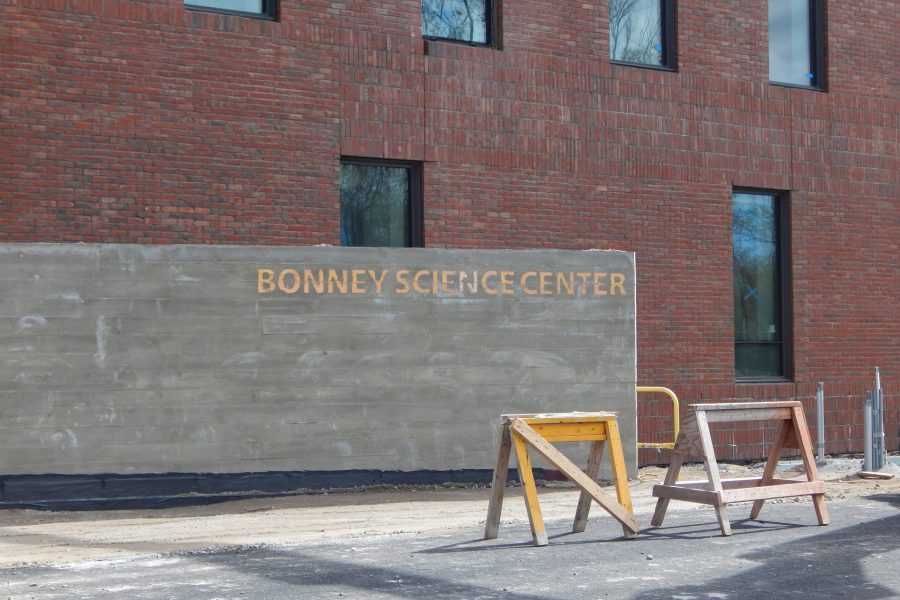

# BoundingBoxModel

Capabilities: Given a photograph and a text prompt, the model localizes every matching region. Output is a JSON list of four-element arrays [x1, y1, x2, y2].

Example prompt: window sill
[[610, 60, 676, 73], [768, 81, 826, 92], [423, 37, 497, 53], [735, 377, 793, 384], [184, 6, 277, 20]]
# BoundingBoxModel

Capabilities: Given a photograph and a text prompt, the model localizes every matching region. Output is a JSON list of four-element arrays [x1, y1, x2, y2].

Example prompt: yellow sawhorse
[[651, 401, 829, 536], [484, 412, 640, 546]]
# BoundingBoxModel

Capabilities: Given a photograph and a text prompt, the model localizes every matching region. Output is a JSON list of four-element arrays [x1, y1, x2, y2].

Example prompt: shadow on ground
[[632, 509, 900, 599]]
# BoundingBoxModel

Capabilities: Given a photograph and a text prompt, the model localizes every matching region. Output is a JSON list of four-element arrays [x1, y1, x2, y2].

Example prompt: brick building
[[1, 0, 897, 474]]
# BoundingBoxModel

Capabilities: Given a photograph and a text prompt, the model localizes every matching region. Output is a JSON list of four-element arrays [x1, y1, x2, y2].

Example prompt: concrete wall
[[0, 244, 636, 480]]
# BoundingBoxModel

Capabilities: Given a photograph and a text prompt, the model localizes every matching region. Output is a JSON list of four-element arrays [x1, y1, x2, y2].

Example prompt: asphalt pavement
[[3, 493, 898, 600]]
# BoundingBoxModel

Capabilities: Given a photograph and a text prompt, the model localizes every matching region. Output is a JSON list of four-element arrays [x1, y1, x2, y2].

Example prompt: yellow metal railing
[[636, 386, 680, 449]]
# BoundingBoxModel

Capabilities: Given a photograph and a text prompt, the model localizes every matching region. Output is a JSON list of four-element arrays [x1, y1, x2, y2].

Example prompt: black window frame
[[184, 0, 277, 20], [422, 0, 496, 48], [767, 0, 826, 91], [732, 188, 793, 383], [339, 157, 424, 248], [609, 0, 677, 71]]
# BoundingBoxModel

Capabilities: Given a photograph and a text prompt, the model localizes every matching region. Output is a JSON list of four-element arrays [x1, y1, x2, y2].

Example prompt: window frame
[[767, 0, 826, 91], [732, 188, 793, 383], [184, 0, 277, 20], [339, 157, 424, 248], [422, 0, 495, 48], [608, 0, 677, 71]]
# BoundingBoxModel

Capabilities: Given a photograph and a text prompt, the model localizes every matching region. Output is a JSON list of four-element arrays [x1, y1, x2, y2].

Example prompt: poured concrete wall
[[0, 244, 636, 478]]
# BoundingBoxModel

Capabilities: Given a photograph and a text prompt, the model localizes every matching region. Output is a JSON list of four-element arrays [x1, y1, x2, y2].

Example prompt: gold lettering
[[610, 272, 627, 295], [539, 271, 553, 296], [520, 271, 538, 295], [556, 272, 574, 295], [351, 269, 367, 294], [369, 269, 388, 294], [257, 268, 275, 293], [576, 272, 592, 295], [413, 270, 431, 295], [593, 272, 608, 296], [304, 269, 324, 294], [278, 268, 301, 294], [395, 269, 411, 294], [481, 270, 498, 296], [441, 270, 458, 294], [432, 270, 439, 295], [499, 271, 515, 296], [327, 269, 348, 294]]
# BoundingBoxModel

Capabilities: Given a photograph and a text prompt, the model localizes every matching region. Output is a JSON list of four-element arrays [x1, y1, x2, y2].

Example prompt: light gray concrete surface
[[0, 244, 636, 477], [2, 494, 897, 599]]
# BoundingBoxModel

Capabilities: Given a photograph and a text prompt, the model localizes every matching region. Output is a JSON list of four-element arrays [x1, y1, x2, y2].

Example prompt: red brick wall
[[2, 0, 897, 462]]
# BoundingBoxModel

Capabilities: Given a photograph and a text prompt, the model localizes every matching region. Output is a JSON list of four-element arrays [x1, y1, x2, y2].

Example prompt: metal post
[[816, 382, 825, 463], [864, 390, 873, 472], [873, 368, 885, 471]]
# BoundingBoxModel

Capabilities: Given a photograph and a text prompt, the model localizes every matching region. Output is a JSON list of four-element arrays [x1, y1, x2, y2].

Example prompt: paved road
[[3, 494, 898, 600]]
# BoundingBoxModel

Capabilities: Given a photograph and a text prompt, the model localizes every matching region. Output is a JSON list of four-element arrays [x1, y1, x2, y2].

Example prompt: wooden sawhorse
[[651, 401, 829, 536], [484, 412, 640, 546]]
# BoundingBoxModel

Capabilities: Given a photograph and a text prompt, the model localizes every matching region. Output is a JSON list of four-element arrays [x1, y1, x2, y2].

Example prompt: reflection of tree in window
[[733, 193, 784, 378], [422, 0, 488, 44], [340, 165, 409, 247], [733, 196, 778, 341], [609, 0, 663, 65]]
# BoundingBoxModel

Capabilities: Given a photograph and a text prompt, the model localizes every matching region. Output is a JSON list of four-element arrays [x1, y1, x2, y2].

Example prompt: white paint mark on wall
[[291, 351, 335, 378], [452, 444, 467, 468], [37, 391, 58, 427], [332, 441, 353, 457], [47, 428, 79, 449], [47, 292, 83, 303], [493, 350, 568, 368], [222, 352, 265, 368], [15, 316, 47, 334], [98, 392, 118, 425], [94, 316, 110, 368], [170, 265, 201, 282]]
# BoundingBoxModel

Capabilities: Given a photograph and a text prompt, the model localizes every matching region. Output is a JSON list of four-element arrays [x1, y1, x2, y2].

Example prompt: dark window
[[609, 0, 675, 69], [184, 0, 276, 19], [422, 0, 491, 45], [733, 190, 791, 380], [340, 159, 423, 248], [768, 0, 825, 88]]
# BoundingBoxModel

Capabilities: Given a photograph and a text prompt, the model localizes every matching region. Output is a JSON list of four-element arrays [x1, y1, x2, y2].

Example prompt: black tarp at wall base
[[0, 469, 532, 511]]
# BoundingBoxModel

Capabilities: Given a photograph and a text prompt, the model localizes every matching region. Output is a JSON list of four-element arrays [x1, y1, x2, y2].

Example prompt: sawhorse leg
[[606, 418, 636, 538], [749, 418, 791, 520], [695, 410, 730, 536], [651, 452, 683, 527], [512, 430, 548, 546], [572, 440, 605, 533], [484, 427, 512, 540], [790, 405, 830, 526]]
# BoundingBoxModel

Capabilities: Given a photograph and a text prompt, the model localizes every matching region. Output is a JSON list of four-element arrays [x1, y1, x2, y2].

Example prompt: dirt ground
[[1, 457, 897, 569]]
